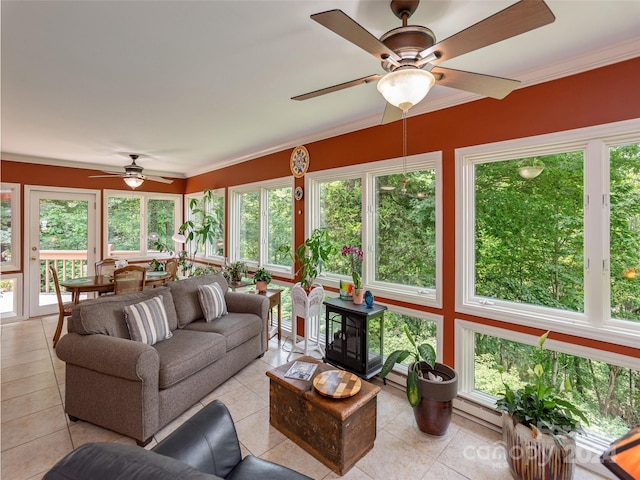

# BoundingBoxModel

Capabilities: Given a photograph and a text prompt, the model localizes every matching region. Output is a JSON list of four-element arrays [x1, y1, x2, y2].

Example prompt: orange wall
[[3, 57, 640, 362]]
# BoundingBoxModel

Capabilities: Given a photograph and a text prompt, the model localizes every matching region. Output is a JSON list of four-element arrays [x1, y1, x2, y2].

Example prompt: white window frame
[[306, 152, 442, 308], [456, 118, 640, 348], [1, 183, 21, 272], [183, 189, 225, 261], [228, 177, 294, 276], [455, 319, 639, 477], [103, 190, 182, 260], [0, 273, 24, 323]]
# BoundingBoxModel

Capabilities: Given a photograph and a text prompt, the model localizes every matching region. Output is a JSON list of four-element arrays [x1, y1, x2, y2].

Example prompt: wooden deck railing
[[40, 250, 88, 293]]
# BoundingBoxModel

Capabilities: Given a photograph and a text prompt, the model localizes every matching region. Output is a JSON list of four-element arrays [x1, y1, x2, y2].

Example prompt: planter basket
[[503, 413, 576, 480]]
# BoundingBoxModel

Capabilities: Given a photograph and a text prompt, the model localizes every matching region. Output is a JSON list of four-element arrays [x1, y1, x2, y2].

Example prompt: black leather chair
[[44, 400, 311, 480]]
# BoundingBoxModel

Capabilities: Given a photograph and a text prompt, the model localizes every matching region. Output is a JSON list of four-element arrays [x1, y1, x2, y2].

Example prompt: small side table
[[247, 288, 283, 349]]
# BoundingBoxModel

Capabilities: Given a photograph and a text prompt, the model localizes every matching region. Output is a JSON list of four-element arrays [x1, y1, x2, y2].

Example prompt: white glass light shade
[[377, 68, 435, 112], [123, 176, 144, 189], [518, 166, 544, 179], [172, 233, 186, 243]]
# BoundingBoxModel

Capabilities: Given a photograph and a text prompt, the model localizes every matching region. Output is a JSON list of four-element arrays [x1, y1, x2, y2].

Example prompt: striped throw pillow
[[123, 296, 173, 345], [198, 283, 228, 321]]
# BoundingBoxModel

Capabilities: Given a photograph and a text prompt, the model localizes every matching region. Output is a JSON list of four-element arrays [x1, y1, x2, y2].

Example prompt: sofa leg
[[256, 353, 265, 359], [68, 414, 79, 422], [137, 437, 153, 448]]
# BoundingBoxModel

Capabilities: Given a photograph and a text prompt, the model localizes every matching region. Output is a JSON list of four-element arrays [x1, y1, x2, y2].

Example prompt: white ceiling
[[2, 0, 639, 179]]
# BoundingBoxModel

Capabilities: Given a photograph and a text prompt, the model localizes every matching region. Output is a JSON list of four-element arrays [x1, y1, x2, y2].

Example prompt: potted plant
[[174, 189, 222, 277], [253, 267, 272, 293], [496, 331, 588, 480], [278, 228, 335, 292], [226, 261, 248, 285], [380, 325, 458, 436]]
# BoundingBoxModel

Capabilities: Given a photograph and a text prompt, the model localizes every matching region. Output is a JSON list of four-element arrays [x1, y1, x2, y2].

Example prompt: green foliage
[[227, 261, 248, 283], [107, 197, 140, 251], [279, 228, 335, 291], [179, 189, 222, 259], [496, 332, 588, 437], [253, 267, 272, 283], [379, 325, 436, 407]]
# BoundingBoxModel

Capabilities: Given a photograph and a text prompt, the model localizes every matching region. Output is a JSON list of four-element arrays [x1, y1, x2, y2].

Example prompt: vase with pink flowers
[[342, 245, 364, 304]]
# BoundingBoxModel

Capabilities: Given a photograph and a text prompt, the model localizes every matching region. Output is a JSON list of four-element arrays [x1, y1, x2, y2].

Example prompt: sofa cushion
[[70, 288, 178, 338], [43, 442, 222, 480], [153, 330, 226, 389], [183, 313, 262, 351], [169, 274, 229, 328], [124, 296, 173, 346], [198, 283, 228, 321]]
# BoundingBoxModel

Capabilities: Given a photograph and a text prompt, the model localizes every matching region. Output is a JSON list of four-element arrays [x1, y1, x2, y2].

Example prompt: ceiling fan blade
[[88, 174, 123, 179], [311, 10, 402, 63], [292, 74, 382, 101], [432, 66, 520, 99], [381, 102, 403, 124], [421, 0, 555, 65], [145, 176, 174, 184]]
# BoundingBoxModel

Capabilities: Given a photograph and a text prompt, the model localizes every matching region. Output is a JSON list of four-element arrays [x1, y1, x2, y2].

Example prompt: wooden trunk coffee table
[[266, 356, 381, 475]]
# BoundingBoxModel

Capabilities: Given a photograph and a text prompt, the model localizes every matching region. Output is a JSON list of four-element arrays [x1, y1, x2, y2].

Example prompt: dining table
[[60, 271, 171, 304]]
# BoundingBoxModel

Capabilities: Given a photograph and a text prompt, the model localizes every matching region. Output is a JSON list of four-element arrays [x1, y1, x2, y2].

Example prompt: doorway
[[26, 187, 99, 318]]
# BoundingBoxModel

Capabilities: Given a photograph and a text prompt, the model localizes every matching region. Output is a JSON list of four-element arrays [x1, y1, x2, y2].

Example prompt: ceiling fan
[[293, 0, 555, 122], [89, 154, 174, 189]]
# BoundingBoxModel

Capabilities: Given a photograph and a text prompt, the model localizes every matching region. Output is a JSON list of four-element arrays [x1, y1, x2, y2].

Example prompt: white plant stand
[[288, 284, 325, 360]]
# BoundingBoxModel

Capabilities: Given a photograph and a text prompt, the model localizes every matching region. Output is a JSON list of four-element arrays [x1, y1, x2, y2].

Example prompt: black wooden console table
[[323, 298, 387, 379]]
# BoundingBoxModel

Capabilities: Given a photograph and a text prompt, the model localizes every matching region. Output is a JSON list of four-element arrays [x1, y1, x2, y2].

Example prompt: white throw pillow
[[123, 296, 173, 346], [198, 283, 228, 321]]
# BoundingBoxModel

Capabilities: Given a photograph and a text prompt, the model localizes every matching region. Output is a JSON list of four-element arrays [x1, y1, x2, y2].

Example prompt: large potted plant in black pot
[[380, 325, 458, 436], [496, 331, 588, 480]]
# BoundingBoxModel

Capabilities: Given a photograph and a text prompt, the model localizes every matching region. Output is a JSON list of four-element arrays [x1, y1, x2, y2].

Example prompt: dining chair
[[49, 266, 74, 348], [95, 258, 118, 276], [164, 258, 179, 281], [113, 265, 147, 295]]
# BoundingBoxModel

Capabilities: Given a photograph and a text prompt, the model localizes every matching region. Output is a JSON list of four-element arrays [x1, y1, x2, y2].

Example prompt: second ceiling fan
[[293, 0, 555, 122]]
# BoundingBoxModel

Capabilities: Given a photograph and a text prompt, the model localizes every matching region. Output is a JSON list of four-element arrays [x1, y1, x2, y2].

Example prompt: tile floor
[[1, 316, 608, 480]]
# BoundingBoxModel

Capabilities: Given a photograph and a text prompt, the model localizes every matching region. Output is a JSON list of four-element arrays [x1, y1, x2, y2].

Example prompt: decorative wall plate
[[290, 145, 309, 178], [294, 186, 304, 201]]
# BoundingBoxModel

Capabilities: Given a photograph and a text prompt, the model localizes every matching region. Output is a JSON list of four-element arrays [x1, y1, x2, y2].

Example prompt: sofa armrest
[[56, 332, 159, 381], [225, 291, 268, 320], [152, 400, 242, 478]]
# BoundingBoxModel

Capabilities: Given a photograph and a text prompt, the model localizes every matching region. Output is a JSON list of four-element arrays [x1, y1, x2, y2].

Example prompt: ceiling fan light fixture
[[518, 165, 544, 179], [172, 233, 186, 244], [377, 68, 435, 112], [123, 176, 144, 189]]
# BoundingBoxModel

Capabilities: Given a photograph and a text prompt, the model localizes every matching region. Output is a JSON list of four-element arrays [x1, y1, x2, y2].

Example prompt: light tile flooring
[[1, 316, 608, 480]]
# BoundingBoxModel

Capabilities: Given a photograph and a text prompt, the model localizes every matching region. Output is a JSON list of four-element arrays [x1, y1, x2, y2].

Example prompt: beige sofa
[[56, 273, 269, 446]]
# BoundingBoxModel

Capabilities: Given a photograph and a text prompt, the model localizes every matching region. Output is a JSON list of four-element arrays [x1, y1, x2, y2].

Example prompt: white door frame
[[24, 186, 100, 318]]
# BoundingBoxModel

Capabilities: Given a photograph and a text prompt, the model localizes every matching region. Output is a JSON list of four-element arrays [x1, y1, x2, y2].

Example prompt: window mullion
[[584, 139, 608, 327]]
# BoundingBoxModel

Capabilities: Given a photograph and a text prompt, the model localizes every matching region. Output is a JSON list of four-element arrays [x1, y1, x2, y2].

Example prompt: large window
[[0, 183, 20, 272], [457, 321, 640, 449], [474, 152, 584, 312], [456, 121, 640, 346], [609, 143, 640, 322], [375, 170, 437, 289], [104, 191, 181, 258], [229, 179, 293, 272], [183, 190, 225, 260], [307, 153, 442, 306]]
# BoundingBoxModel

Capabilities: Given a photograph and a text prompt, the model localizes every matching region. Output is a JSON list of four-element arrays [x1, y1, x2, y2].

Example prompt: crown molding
[[0, 153, 185, 179]]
